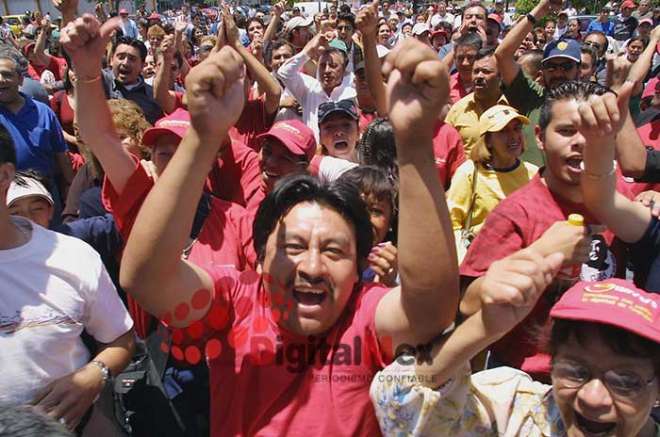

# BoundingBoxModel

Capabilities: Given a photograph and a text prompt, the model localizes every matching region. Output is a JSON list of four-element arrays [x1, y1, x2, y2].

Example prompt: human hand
[[52, 0, 78, 13], [174, 16, 188, 33], [382, 38, 450, 145], [480, 249, 564, 335], [303, 31, 329, 59], [356, 0, 379, 37], [635, 190, 660, 217], [222, 6, 240, 48], [577, 80, 634, 142], [160, 34, 176, 60], [272, 2, 285, 17], [32, 364, 105, 432], [531, 220, 593, 265], [368, 242, 398, 286], [185, 46, 245, 140], [60, 14, 120, 80]]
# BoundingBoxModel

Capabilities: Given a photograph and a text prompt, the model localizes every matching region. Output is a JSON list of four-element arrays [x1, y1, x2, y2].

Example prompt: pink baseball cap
[[620, 0, 636, 9], [257, 120, 316, 162], [142, 108, 190, 147], [550, 279, 660, 344], [119, 8, 129, 15], [641, 77, 659, 100]]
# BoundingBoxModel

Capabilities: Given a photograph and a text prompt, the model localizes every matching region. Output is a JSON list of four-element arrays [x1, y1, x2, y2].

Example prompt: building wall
[[2, 0, 95, 16]]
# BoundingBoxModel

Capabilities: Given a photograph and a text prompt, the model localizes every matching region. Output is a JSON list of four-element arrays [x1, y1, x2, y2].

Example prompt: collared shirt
[[448, 72, 471, 105], [103, 70, 163, 124], [445, 92, 508, 156], [277, 51, 357, 141], [0, 93, 66, 176]]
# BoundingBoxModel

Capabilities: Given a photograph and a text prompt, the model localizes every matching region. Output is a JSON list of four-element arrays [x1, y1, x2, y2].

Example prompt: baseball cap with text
[[257, 120, 317, 162], [542, 39, 581, 64], [142, 108, 190, 147]]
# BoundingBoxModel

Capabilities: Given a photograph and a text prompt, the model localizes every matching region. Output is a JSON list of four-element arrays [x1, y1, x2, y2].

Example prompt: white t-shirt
[[0, 217, 133, 405]]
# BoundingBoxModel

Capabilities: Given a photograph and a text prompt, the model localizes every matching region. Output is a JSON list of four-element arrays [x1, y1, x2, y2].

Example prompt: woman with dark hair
[[358, 118, 398, 180], [338, 166, 399, 286]]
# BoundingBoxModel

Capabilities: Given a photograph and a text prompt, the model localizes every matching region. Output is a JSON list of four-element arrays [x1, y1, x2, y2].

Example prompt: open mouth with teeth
[[332, 141, 349, 152], [566, 156, 583, 172], [574, 412, 616, 436], [293, 289, 327, 306]]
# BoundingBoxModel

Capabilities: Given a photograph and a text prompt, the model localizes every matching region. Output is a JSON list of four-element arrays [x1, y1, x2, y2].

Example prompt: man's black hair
[[454, 31, 483, 51], [0, 123, 16, 166], [253, 174, 373, 274], [539, 80, 609, 133], [584, 30, 609, 56], [112, 36, 148, 62], [475, 47, 496, 61], [337, 12, 356, 28]]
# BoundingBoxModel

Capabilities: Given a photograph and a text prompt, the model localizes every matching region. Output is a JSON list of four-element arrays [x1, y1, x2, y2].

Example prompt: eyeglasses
[[552, 359, 657, 401], [584, 40, 603, 50], [542, 60, 576, 72]]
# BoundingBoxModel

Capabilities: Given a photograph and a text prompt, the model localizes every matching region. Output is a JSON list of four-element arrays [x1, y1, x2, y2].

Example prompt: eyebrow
[[283, 232, 352, 247]]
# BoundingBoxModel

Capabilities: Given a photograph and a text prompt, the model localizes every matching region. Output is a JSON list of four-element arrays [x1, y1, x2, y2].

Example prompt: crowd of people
[[0, 0, 659, 435]]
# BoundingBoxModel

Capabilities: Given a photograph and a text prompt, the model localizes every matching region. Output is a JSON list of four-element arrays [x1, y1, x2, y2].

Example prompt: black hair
[[337, 13, 356, 28], [357, 118, 398, 180], [539, 81, 609, 133], [549, 319, 660, 376], [454, 31, 483, 51], [339, 4, 352, 14], [627, 36, 650, 50], [246, 16, 265, 30], [112, 36, 148, 62], [475, 46, 496, 61], [0, 123, 16, 166], [253, 174, 373, 274], [584, 30, 609, 54], [265, 38, 295, 68], [0, 405, 73, 437], [321, 47, 348, 67], [13, 169, 51, 193], [580, 45, 597, 67]]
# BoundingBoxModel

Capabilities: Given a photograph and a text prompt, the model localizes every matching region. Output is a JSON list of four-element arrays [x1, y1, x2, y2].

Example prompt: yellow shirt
[[447, 160, 539, 234], [445, 93, 509, 156]]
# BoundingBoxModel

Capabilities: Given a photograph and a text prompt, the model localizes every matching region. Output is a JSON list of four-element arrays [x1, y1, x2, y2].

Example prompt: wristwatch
[[526, 13, 537, 25], [89, 360, 110, 385]]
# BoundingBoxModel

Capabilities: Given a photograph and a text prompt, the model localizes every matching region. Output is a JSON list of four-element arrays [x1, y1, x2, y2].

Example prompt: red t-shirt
[[229, 92, 276, 152], [102, 161, 256, 337], [433, 121, 466, 189], [460, 171, 630, 378], [358, 110, 378, 134], [449, 72, 469, 105], [206, 140, 264, 212], [170, 267, 390, 436], [623, 120, 660, 196], [27, 55, 67, 81]]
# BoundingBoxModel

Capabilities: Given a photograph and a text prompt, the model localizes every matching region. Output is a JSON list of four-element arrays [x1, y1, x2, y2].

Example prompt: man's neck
[[475, 91, 501, 111], [541, 168, 583, 204], [0, 212, 28, 250], [2, 94, 26, 114]]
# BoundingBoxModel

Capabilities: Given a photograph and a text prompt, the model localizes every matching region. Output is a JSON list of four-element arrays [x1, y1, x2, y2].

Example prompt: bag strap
[[462, 162, 480, 233]]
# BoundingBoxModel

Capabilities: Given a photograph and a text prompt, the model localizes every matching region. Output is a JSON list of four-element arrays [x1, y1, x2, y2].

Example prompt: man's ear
[[535, 125, 544, 151]]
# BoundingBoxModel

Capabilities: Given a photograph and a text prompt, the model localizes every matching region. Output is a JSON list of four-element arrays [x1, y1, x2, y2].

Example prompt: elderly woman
[[446, 104, 538, 257]]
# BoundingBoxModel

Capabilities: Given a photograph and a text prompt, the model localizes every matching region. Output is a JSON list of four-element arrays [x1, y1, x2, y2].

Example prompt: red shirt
[[449, 72, 469, 105], [229, 92, 276, 152], [623, 120, 660, 196], [27, 55, 67, 81], [206, 140, 264, 212], [171, 267, 390, 436], [433, 121, 466, 189], [102, 160, 256, 337], [460, 171, 630, 378], [358, 110, 378, 134]]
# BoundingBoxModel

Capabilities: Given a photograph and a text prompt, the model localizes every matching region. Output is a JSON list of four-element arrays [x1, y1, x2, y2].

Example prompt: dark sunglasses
[[542, 60, 576, 72], [584, 40, 603, 50]]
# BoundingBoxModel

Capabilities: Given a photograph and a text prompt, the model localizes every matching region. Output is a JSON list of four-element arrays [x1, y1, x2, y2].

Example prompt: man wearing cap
[[118, 8, 139, 39], [494, 0, 580, 166], [613, 0, 639, 41], [0, 123, 135, 435], [285, 15, 314, 53], [430, 28, 448, 52], [278, 31, 356, 140], [491, 0, 512, 28], [412, 23, 431, 46], [485, 14, 502, 49]]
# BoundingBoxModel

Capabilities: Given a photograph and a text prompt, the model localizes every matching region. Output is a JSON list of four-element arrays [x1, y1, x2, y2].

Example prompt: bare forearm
[[397, 142, 459, 327], [76, 80, 134, 193], [236, 44, 281, 113], [459, 276, 484, 316], [263, 15, 280, 45], [363, 32, 387, 116], [92, 330, 135, 376], [154, 57, 176, 114], [615, 114, 647, 178]]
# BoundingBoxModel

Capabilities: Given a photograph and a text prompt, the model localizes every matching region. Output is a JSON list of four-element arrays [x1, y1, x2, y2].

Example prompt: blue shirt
[[586, 19, 614, 36], [0, 94, 66, 176]]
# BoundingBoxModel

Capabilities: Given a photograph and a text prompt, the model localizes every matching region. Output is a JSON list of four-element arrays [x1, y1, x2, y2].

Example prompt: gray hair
[[0, 45, 29, 77]]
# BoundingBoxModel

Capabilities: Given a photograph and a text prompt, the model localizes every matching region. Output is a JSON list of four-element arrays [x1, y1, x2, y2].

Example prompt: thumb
[[616, 79, 635, 112], [99, 16, 121, 42]]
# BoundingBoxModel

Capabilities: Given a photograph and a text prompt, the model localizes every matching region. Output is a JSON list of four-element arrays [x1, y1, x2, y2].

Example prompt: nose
[[297, 249, 326, 280], [576, 378, 614, 412]]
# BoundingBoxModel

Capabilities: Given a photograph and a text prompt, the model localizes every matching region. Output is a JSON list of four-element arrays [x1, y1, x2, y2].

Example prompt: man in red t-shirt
[[22, 29, 67, 85], [118, 37, 459, 436], [459, 81, 632, 380]]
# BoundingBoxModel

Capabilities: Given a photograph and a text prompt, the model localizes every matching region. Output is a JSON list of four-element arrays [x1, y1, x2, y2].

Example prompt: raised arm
[[153, 35, 178, 114], [224, 7, 281, 116], [623, 26, 660, 95], [417, 249, 563, 388], [580, 81, 651, 243], [52, 0, 78, 27], [60, 15, 135, 194], [495, 0, 560, 85], [374, 39, 458, 351], [277, 32, 327, 103], [356, 0, 388, 116], [263, 2, 284, 46], [32, 19, 52, 67], [120, 47, 246, 327]]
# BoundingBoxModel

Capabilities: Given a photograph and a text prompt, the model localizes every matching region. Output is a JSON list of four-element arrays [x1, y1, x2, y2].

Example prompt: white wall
[[3, 0, 96, 17]]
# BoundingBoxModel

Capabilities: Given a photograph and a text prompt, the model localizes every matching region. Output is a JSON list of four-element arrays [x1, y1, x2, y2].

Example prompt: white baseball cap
[[7, 177, 53, 207], [412, 23, 430, 36], [285, 16, 313, 33]]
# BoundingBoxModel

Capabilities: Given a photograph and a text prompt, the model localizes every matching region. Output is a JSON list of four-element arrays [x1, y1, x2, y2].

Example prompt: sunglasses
[[584, 41, 603, 50], [542, 60, 576, 72]]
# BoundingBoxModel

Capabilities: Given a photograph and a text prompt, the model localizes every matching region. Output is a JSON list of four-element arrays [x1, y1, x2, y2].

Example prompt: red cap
[[257, 120, 316, 162], [431, 29, 447, 38], [487, 13, 502, 27], [550, 279, 660, 344], [119, 8, 129, 15], [620, 0, 636, 9], [21, 41, 35, 57], [642, 77, 659, 100], [142, 108, 190, 147], [148, 12, 161, 20]]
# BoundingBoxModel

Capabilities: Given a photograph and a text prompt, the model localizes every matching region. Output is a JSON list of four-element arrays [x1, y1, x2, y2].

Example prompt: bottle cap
[[568, 213, 584, 226]]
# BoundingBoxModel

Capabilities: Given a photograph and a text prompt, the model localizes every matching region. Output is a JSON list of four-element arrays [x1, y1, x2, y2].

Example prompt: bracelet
[[526, 13, 537, 25], [76, 75, 102, 84], [580, 160, 617, 180], [89, 360, 111, 385]]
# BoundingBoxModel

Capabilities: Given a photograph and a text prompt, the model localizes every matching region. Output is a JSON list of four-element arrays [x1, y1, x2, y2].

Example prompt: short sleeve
[[49, 110, 67, 154], [82, 251, 133, 343], [503, 69, 544, 116], [446, 162, 474, 231], [353, 285, 391, 368], [460, 204, 526, 277]]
